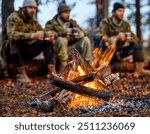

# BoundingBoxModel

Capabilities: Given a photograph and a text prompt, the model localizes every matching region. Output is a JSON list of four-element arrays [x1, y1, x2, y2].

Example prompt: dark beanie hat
[[112, 2, 125, 12], [58, 3, 71, 14]]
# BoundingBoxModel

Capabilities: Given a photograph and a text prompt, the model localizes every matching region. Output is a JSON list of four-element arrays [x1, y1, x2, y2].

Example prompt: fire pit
[[29, 46, 120, 111], [28, 46, 150, 117]]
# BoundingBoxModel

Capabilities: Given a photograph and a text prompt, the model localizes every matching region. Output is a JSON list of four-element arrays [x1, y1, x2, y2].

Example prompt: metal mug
[[72, 28, 79, 36], [45, 32, 52, 40], [125, 32, 131, 40]]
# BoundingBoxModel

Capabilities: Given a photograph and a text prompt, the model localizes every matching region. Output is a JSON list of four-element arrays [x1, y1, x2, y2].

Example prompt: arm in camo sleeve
[[99, 19, 114, 36], [45, 16, 86, 38], [6, 12, 42, 41], [124, 22, 140, 45]]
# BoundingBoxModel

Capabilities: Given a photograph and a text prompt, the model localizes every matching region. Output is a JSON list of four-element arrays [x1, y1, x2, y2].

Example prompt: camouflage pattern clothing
[[0, 8, 55, 72], [99, 16, 144, 64], [6, 8, 42, 53], [0, 26, 11, 70], [45, 15, 91, 61]]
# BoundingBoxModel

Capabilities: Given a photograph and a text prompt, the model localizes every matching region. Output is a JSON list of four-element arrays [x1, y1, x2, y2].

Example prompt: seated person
[[99, 2, 150, 77], [1, 0, 56, 83], [45, 3, 92, 73]]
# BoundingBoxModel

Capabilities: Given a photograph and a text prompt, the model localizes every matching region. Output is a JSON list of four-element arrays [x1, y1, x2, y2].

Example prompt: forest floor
[[0, 72, 150, 117]]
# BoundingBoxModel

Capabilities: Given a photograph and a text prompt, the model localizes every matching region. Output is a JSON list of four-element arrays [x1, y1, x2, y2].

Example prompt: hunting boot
[[47, 64, 57, 78], [59, 60, 67, 74], [3, 68, 9, 78], [133, 62, 150, 77], [16, 66, 31, 83]]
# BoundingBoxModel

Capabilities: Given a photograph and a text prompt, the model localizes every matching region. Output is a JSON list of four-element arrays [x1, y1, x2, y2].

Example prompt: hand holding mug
[[72, 28, 81, 39], [66, 28, 72, 36], [31, 31, 44, 40], [45, 31, 55, 41]]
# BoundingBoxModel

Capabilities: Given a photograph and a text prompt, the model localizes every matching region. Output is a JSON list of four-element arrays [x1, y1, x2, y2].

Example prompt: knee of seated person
[[82, 36, 90, 43], [134, 44, 143, 51], [43, 40, 53, 44], [133, 50, 145, 62], [38, 40, 53, 48], [56, 37, 68, 44], [80, 36, 91, 49]]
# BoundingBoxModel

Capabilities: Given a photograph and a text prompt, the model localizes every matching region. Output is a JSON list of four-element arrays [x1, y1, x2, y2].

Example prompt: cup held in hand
[[125, 32, 131, 40], [72, 28, 79, 36], [45, 32, 53, 40]]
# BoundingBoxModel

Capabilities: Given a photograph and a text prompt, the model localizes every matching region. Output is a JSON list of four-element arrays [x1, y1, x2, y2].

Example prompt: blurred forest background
[[0, 0, 150, 60], [0, 0, 150, 117]]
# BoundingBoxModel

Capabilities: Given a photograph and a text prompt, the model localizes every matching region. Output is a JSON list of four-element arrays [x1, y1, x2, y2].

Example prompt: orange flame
[[67, 45, 116, 108], [67, 66, 104, 108]]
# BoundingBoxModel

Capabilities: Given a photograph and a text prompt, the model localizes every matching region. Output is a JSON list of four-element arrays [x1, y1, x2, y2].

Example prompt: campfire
[[29, 46, 120, 112]]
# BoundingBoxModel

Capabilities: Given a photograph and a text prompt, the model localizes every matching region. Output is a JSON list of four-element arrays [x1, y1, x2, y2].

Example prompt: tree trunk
[[103, 0, 109, 19], [135, 0, 142, 40], [2, 0, 14, 31], [96, 0, 109, 27], [61, 0, 66, 4]]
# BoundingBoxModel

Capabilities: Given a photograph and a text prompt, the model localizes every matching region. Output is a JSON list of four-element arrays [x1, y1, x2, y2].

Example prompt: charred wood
[[70, 47, 108, 89], [70, 47, 94, 74], [72, 72, 96, 83], [103, 73, 120, 86], [50, 76, 113, 101], [36, 72, 96, 100], [37, 87, 62, 100]]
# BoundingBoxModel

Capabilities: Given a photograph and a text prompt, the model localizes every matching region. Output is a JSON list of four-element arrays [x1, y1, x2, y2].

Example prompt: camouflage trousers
[[110, 44, 144, 64], [54, 36, 92, 61], [0, 40, 10, 69], [10, 40, 56, 67]]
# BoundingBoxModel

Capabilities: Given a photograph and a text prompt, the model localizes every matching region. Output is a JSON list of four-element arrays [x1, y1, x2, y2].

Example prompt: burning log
[[35, 72, 97, 100], [91, 48, 102, 69], [70, 47, 94, 74], [29, 89, 75, 112], [70, 47, 108, 89], [56, 90, 74, 105], [36, 72, 96, 100], [50, 76, 113, 101], [37, 87, 62, 100], [72, 72, 96, 83]]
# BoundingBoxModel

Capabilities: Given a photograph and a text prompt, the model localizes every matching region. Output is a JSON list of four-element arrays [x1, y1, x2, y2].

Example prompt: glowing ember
[[67, 94, 104, 108], [77, 66, 85, 76], [84, 81, 103, 90], [66, 45, 116, 109], [67, 66, 104, 108]]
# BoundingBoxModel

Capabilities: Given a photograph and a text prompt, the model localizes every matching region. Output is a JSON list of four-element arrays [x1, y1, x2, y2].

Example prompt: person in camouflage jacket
[[45, 3, 91, 72], [99, 2, 150, 77], [0, 0, 56, 83]]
